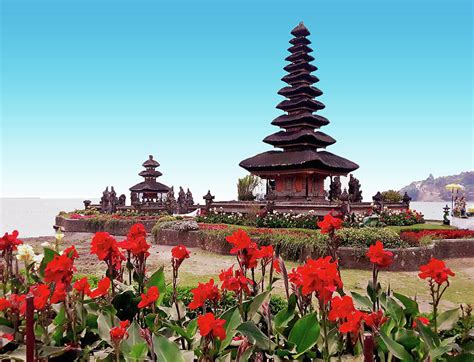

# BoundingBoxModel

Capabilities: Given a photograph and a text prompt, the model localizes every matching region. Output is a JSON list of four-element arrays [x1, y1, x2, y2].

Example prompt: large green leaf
[[288, 313, 320, 356], [124, 343, 148, 361], [242, 291, 270, 321], [219, 306, 242, 352], [153, 334, 185, 362], [97, 311, 119, 345], [379, 330, 414, 362], [122, 320, 147, 352], [436, 308, 459, 331], [351, 291, 373, 311], [147, 267, 166, 306], [393, 292, 419, 316], [416, 319, 440, 349], [236, 321, 276, 351]]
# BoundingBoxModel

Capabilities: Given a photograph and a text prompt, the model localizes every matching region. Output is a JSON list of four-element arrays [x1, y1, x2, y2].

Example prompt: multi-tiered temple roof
[[240, 23, 358, 175], [130, 155, 170, 194]]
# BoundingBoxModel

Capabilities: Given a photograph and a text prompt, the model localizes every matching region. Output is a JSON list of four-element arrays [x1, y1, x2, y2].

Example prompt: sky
[[1, 0, 472, 202]]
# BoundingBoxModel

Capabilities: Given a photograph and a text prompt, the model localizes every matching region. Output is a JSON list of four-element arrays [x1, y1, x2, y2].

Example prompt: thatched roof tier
[[263, 130, 336, 148], [129, 180, 170, 193]]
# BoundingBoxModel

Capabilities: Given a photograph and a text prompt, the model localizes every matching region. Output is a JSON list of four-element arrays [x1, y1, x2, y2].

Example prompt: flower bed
[[0, 222, 472, 361], [400, 229, 474, 245]]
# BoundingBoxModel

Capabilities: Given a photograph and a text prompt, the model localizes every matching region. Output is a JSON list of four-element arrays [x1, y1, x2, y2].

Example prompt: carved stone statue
[[328, 176, 342, 202], [109, 186, 119, 213], [340, 188, 351, 215], [372, 191, 383, 213], [348, 174, 363, 202], [118, 194, 126, 206], [177, 187, 187, 214], [185, 188, 194, 211], [165, 187, 178, 214], [402, 192, 412, 208], [131, 192, 139, 205], [83, 200, 91, 209], [203, 190, 215, 213]]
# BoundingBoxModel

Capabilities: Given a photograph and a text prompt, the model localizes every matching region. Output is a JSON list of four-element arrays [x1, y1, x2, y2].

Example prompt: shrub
[[400, 229, 474, 245], [379, 208, 425, 226], [381, 190, 403, 203], [237, 174, 260, 201], [336, 227, 407, 249]]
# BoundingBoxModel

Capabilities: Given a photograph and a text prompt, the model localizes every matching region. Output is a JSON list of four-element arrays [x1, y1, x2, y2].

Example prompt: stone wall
[[55, 216, 157, 236]]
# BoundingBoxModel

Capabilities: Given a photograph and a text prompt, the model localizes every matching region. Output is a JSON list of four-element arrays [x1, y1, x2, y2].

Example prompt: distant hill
[[399, 172, 474, 201]]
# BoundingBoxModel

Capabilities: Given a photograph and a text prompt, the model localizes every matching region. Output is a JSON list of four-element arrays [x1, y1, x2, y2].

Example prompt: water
[[0, 198, 446, 237], [0, 198, 97, 237]]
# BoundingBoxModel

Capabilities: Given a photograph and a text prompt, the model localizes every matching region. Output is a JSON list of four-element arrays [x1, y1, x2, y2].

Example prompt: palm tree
[[237, 175, 260, 201]]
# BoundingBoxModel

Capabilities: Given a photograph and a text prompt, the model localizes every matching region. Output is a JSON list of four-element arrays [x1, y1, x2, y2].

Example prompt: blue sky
[[1, 0, 472, 201]]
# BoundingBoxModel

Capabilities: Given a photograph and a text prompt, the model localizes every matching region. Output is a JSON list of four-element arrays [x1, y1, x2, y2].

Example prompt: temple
[[240, 22, 358, 202], [130, 155, 170, 205]]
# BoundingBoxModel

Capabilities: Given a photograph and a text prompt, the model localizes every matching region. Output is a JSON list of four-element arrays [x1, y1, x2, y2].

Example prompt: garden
[[0, 211, 473, 361]]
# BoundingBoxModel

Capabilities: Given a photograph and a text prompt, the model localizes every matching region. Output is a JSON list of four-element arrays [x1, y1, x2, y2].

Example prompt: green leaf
[[124, 342, 148, 361], [97, 311, 118, 344], [396, 329, 420, 350], [288, 313, 320, 356], [351, 291, 373, 311], [53, 305, 66, 326], [416, 319, 440, 349], [242, 291, 270, 321], [393, 292, 419, 316], [186, 318, 198, 338], [379, 330, 414, 362], [122, 320, 147, 353], [274, 293, 296, 332], [236, 321, 276, 351], [147, 267, 166, 306], [219, 306, 242, 352], [436, 308, 459, 331], [153, 334, 185, 362]]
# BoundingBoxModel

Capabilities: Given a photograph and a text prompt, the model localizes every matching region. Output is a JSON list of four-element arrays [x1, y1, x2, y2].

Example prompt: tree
[[237, 175, 260, 201]]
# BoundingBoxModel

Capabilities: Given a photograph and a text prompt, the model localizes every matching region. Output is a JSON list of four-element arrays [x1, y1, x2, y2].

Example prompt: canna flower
[[91, 232, 125, 270], [366, 241, 393, 268], [419, 258, 455, 285], [317, 213, 343, 234], [29, 284, 50, 310], [16, 244, 35, 264], [226, 229, 253, 254], [88, 277, 111, 298], [0, 298, 12, 311], [363, 310, 388, 331], [0, 230, 22, 252], [272, 258, 281, 273], [198, 312, 226, 341], [219, 266, 253, 295], [110, 320, 130, 344], [44, 251, 76, 285], [328, 296, 356, 321], [171, 244, 190, 262], [413, 316, 430, 328], [73, 277, 91, 296], [50, 283, 67, 304], [189, 279, 221, 310], [137, 286, 159, 309], [339, 310, 365, 336]]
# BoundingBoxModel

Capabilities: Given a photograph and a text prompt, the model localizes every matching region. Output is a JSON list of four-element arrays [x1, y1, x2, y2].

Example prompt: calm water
[[0, 198, 447, 237], [0, 198, 98, 237]]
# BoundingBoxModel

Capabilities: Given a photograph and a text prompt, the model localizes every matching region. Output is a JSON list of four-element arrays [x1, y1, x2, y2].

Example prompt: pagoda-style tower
[[240, 22, 358, 201], [130, 155, 170, 204]]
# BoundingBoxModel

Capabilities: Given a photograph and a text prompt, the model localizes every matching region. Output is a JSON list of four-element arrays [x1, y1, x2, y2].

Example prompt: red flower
[[366, 241, 393, 268], [171, 245, 190, 262], [363, 310, 388, 330], [0, 298, 12, 311], [198, 312, 226, 341], [339, 310, 364, 335], [63, 245, 79, 260], [418, 258, 455, 285], [297, 256, 343, 304], [127, 223, 147, 240], [91, 232, 125, 270], [328, 296, 355, 322], [317, 213, 343, 234], [413, 316, 430, 327], [219, 267, 253, 295], [110, 320, 130, 344], [73, 277, 91, 296], [88, 277, 111, 298], [288, 268, 303, 287], [137, 286, 159, 309], [0, 230, 22, 252], [50, 283, 67, 304], [226, 229, 252, 254], [29, 284, 50, 310], [44, 253, 76, 285], [9, 294, 26, 315], [272, 258, 281, 273], [189, 279, 221, 310]]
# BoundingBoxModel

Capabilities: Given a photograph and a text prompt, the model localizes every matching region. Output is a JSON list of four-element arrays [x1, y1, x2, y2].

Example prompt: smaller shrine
[[130, 155, 170, 205]]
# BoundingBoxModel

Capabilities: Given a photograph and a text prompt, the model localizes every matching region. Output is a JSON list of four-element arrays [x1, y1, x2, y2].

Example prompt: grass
[[386, 223, 455, 233]]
